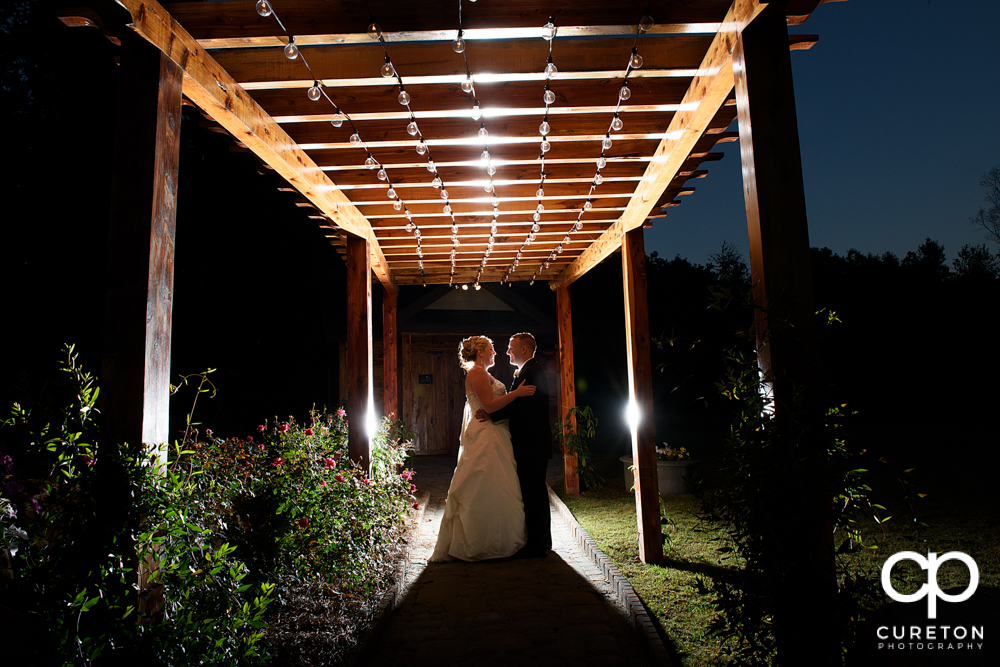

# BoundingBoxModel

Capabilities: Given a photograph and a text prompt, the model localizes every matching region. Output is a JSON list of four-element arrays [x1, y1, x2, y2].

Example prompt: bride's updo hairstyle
[[458, 335, 492, 372]]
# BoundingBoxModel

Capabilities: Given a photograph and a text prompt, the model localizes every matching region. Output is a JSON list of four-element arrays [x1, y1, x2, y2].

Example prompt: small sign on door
[[418, 374, 433, 384]]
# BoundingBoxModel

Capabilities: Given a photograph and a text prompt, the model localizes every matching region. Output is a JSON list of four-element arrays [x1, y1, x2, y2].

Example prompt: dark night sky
[[644, 0, 1000, 265]]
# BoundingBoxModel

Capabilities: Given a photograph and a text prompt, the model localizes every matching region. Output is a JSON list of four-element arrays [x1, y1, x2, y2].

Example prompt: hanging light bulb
[[364, 156, 377, 169], [533, 212, 541, 222], [602, 134, 613, 150], [471, 104, 481, 120], [572, 222, 582, 233], [307, 82, 322, 101], [536, 188, 544, 198], [426, 160, 436, 173], [386, 188, 396, 199], [630, 48, 644, 69], [583, 200, 593, 211], [440, 189, 449, 199], [542, 20, 556, 41], [639, 13, 655, 33], [453, 32, 466, 53], [564, 234, 572, 242], [451, 224, 459, 234], [415, 141, 427, 155], [416, 247, 423, 257], [368, 22, 382, 39], [611, 114, 624, 131], [432, 176, 442, 188], [284, 39, 299, 60], [444, 204, 452, 214], [405, 210, 413, 220], [398, 89, 411, 105], [331, 113, 344, 128], [597, 156, 607, 169], [481, 149, 491, 163], [256, 0, 272, 17], [536, 203, 545, 213], [487, 163, 497, 176], [619, 84, 631, 101], [493, 206, 500, 216], [532, 223, 541, 233], [544, 58, 558, 78], [405, 221, 415, 232], [377, 168, 387, 181], [349, 132, 361, 146], [540, 140, 551, 153], [594, 173, 604, 185], [492, 194, 499, 207], [543, 88, 556, 105], [557, 244, 565, 253], [478, 126, 489, 140], [381, 58, 395, 78], [461, 76, 474, 94], [544, 261, 550, 269], [393, 200, 402, 211], [406, 121, 419, 136], [414, 228, 421, 239], [539, 120, 550, 136], [485, 183, 494, 193]]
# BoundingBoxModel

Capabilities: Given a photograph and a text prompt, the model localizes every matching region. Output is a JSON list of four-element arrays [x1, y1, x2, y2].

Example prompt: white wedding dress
[[430, 374, 526, 562]]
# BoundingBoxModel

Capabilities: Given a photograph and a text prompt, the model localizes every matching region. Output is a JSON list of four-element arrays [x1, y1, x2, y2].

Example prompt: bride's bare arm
[[467, 368, 535, 413]]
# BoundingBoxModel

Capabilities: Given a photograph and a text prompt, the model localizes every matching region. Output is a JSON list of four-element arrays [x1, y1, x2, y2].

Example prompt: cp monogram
[[881, 551, 979, 619]]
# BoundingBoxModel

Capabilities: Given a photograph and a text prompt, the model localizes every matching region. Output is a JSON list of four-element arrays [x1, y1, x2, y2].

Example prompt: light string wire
[[518, 8, 652, 285], [453, 0, 500, 290]]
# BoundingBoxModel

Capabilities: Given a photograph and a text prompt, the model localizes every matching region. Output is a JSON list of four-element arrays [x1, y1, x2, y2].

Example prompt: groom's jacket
[[492, 357, 553, 461]]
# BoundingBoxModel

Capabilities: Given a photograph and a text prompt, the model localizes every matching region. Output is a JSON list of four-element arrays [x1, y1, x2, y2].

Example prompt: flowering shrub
[[656, 443, 691, 461]]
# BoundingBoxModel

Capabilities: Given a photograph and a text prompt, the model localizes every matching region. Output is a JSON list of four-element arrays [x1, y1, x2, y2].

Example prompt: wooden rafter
[[116, 0, 397, 291], [549, 0, 764, 290]]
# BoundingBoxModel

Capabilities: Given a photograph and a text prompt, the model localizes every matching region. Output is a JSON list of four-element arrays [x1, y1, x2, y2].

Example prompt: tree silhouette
[[972, 165, 1000, 247]]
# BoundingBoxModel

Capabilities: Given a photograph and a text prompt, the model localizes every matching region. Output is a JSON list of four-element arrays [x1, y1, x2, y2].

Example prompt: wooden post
[[734, 3, 834, 663], [556, 286, 580, 495], [346, 233, 373, 472], [622, 227, 662, 563], [382, 287, 400, 421], [101, 33, 182, 464]]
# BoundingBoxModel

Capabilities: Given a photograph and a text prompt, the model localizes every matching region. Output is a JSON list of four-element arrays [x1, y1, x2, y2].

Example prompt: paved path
[[366, 455, 655, 667]]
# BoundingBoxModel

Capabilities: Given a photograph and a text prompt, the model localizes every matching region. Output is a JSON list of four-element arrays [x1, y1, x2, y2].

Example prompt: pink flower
[[336, 408, 346, 417], [305, 428, 314, 437], [334, 473, 344, 483], [362, 478, 372, 486], [258, 443, 265, 451], [83, 457, 96, 467], [400, 469, 414, 481], [410, 483, 417, 493], [247, 436, 253, 442], [320, 480, 327, 487], [257, 424, 266, 432], [205, 428, 212, 435], [333, 452, 342, 460], [328, 418, 333, 424], [272, 457, 285, 467], [413, 502, 420, 510], [298, 517, 311, 528], [278, 423, 290, 433], [323, 457, 336, 469]]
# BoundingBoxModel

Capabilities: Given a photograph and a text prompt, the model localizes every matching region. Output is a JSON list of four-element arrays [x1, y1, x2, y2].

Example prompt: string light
[[284, 38, 298, 60]]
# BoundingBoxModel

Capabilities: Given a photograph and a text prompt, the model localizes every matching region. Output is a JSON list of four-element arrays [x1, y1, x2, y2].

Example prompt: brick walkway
[[364, 455, 663, 667]]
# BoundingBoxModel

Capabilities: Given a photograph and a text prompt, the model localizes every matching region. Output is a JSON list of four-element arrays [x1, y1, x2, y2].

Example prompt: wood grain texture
[[622, 228, 661, 564], [550, 0, 763, 290], [117, 0, 396, 291], [556, 286, 579, 495], [382, 288, 400, 420], [346, 234, 373, 471]]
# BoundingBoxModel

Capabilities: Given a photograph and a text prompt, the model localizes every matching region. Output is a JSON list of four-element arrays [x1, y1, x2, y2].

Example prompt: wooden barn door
[[402, 335, 466, 456]]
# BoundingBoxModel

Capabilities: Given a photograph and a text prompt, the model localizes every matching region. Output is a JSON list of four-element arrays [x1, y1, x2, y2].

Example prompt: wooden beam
[[383, 287, 400, 421], [622, 227, 660, 563], [116, 0, 396, 292], [101, 33, 182, 462], [346, 234, 374, 472], [550, 0, 764, 290], [556, 286, 579, 495], [734, 4, 832, 663]]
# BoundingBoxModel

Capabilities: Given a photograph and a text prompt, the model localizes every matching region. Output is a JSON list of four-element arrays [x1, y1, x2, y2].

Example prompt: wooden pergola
[[69, 0, 834, 567]]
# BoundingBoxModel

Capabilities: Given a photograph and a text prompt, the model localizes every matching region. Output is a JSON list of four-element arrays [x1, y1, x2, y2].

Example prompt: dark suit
[[492, 357, 552, 553]]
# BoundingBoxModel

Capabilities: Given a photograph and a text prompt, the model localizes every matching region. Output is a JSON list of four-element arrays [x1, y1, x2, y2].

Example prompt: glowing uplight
[[365, 392, 378, 440], [625, 398, 641, 432]]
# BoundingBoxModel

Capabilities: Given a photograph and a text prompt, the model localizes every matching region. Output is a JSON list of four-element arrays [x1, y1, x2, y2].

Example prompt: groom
[[484, 332, 552, 558]]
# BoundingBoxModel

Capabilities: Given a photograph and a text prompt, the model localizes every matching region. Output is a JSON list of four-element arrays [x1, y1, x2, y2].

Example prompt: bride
[[430, 335, 536, 562]]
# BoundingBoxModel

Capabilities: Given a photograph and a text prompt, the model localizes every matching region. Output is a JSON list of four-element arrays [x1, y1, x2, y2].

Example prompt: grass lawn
[[557, 449, 1000, 666]]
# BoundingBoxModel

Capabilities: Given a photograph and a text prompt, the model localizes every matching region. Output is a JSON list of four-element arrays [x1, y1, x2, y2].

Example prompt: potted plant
[[620, 443, 696, 495]]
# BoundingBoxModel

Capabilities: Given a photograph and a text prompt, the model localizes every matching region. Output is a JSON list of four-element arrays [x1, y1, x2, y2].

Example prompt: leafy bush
[[0, 347, 416, 665]]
